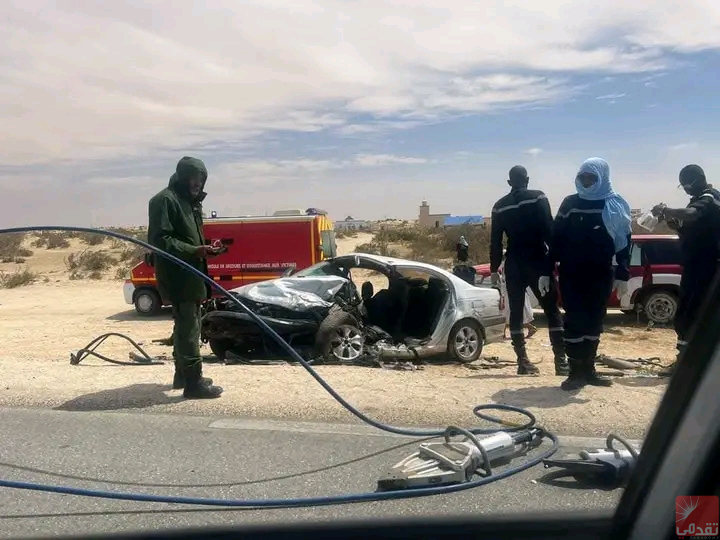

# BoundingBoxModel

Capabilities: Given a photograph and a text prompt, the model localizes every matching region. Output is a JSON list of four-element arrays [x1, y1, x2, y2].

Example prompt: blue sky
[[1, 1, 719, 227]]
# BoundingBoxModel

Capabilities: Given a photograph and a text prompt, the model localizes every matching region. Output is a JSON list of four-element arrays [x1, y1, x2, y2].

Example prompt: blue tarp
[[444, 215, 484, 226]]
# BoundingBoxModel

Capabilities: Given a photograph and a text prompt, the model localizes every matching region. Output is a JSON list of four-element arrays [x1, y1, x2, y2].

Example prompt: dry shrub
[[32, 232, 71, 249], [0, 267, 38, 289], [76, 232, 105, 246], [114, 266, 131, 280], [65, 249, 117, 279], [355, 224, 491, 265], [0, 233, 33, 259]]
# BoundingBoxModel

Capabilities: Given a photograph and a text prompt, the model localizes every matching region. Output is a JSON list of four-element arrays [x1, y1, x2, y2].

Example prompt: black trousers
[[504, 257, 565, 356], [558, 267, 613, 361], [675, 266, 718, 355]]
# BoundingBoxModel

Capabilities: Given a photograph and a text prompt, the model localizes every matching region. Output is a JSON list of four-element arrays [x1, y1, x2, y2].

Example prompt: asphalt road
[[0, 408, 628, 539]]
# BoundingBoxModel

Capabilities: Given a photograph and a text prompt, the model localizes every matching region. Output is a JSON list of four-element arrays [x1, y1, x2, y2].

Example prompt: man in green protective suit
[[148, 157, 224, 399]]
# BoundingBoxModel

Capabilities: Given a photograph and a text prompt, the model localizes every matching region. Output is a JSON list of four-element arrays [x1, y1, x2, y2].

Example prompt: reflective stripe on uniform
[[556, 208, 604, 219], [564, 335, 601, 343], [492, 195, 547, 214]]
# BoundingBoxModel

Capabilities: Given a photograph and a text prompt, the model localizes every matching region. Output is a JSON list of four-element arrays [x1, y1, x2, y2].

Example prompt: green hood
[[168, 156, 208, 203]]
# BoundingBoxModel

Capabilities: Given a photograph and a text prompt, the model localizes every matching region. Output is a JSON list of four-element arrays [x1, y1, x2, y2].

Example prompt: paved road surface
[[0, 408, 629, 539]]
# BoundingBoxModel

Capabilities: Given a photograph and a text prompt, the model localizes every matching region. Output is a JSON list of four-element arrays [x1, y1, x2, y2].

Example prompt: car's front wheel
[[643, 290, 678, 324], [448, 319, 483, 363], [316, 309, 365, 364], [208, 338, 234, 361]]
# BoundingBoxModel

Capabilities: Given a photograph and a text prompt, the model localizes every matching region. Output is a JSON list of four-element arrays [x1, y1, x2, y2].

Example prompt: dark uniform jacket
[[676, 187, 720, 283], [490, 188, 554, 274], [549, 195, 631, 281]]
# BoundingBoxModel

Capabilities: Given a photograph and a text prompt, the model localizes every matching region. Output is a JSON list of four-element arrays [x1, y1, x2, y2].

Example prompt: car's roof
[[340, 252, 444, 271], [339, 252, 472, 286]]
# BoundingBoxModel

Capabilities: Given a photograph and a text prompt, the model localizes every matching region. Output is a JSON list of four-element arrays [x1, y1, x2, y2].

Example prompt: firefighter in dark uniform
[[543, 157, 632, 391], [651, 164, 720, 376], [490, 165, 568, 376]]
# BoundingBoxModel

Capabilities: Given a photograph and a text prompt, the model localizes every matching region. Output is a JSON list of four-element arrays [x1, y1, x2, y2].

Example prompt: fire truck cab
[[124, 209, 336, 316]]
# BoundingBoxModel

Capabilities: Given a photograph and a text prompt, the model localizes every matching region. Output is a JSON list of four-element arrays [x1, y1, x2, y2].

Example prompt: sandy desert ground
[[0, 231, 674, 438]]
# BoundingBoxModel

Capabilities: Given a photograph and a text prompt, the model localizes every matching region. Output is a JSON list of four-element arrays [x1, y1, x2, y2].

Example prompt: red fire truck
[[123, 210, 336, 316]]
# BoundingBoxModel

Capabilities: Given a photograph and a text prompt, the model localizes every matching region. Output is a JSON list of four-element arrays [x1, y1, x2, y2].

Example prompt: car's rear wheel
[[448, 319, 483, 363], [316, 309, 364, 364], [643, 290, 678, 324]]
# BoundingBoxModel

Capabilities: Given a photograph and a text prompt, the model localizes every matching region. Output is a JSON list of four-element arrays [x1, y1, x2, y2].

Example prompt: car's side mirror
[[282, 268, 294, 277]]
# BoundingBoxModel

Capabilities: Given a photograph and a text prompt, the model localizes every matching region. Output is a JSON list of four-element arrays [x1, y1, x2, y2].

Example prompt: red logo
[[676, 496, 719, 537]]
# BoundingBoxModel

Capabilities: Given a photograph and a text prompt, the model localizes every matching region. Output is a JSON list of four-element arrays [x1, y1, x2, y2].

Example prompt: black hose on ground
[[70, 332, 165, 366]]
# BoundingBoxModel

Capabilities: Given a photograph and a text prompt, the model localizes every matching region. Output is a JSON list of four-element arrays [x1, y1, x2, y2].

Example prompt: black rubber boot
[[560, 358, 585, 390], [550, 337, 569, 376], [584, 357, 613, 387], [512, 337, 539, 375], [517, 357, 539, 375], [182, 364, 222, 399], [172, 361, 213, 390], [553, 352, 569, 376]]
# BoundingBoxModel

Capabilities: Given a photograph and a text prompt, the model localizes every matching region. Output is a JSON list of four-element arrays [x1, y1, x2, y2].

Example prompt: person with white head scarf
[[540, 157, 632, 391]]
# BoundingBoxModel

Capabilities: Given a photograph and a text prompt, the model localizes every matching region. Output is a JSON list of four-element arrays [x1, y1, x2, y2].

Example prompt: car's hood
[[230, 276, 350, 311]]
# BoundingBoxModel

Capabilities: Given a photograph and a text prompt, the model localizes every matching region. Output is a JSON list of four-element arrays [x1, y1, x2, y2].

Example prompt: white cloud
[[525, 148, 543, 157], [669, 142, 699, 151], [353, 154, 428, 166], [84, 176, 159, 186], [2, 1, 720, 166], [212, 153, 428, 184], [596, 93, 628, 100]]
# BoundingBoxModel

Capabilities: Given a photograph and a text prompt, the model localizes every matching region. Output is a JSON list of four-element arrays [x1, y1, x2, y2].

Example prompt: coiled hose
[[0, 225, 559, 507]]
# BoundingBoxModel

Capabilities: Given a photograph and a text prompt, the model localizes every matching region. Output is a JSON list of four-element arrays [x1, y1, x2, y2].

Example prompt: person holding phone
[[148, 156, 225, 399]]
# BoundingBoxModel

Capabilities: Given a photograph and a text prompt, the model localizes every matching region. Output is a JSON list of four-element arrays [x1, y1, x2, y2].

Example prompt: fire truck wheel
[[134, 289, 162, 316], [643, 290, 678, 324], [316, 309, 364, 364]]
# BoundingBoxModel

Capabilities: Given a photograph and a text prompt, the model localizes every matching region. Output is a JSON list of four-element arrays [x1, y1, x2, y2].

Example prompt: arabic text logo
[[676, 496, 719, 538]]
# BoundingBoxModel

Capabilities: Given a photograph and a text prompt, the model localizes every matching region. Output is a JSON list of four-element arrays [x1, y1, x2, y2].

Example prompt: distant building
[[443, 215, 485, 226], [418, 201, 488, 228], [418, 200, 451, 228], [335, 216, 369, 232]]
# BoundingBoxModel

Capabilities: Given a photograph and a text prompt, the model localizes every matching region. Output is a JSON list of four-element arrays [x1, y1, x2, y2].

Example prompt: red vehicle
[[124, 211, 337, 316], [473, 235, 683, 324]]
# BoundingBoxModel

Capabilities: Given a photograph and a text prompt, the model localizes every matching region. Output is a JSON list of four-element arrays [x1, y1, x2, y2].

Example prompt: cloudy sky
[[1, 0, 719, 228]]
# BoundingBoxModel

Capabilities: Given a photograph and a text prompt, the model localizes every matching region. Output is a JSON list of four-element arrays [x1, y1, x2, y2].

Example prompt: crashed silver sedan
[[200, 253, 505, 365]]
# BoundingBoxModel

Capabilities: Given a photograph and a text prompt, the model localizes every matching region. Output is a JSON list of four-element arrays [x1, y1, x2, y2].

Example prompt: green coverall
[[147, 157, 212, 389]]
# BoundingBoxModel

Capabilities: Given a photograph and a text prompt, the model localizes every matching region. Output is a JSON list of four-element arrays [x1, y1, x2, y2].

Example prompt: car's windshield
[[292, 260, 345, 278]]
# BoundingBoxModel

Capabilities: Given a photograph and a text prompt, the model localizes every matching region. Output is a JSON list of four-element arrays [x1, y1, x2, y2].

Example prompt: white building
[[335, 216, 369, 231]]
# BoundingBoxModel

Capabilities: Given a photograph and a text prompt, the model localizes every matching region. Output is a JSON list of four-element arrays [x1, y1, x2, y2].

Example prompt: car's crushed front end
[[200, 254, 507, 366]]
